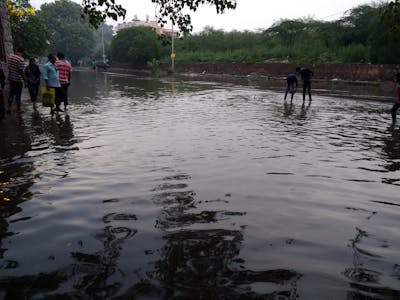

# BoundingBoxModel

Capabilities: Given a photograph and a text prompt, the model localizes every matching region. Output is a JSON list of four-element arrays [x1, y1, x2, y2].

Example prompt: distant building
[[114, 17, 178, 37]]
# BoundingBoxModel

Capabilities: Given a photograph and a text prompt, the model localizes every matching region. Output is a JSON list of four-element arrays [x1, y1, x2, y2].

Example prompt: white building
[[114, 16, 177, 37]]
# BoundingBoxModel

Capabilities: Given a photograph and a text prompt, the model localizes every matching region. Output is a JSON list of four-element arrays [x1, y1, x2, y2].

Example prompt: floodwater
[[0, 71, 399, 299]]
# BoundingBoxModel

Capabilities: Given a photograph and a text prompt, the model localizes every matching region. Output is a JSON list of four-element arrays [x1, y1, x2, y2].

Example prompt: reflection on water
[[0, 71, 399, 299]]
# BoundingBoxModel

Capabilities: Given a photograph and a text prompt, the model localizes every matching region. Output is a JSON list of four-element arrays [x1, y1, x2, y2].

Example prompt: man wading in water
[[390, 73, 400, 126], [43, 54, 63, 113], [296, 66, 314, 102]]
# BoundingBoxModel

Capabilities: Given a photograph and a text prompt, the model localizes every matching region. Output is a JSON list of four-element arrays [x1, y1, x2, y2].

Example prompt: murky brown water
[[0, 71, 399, 299]]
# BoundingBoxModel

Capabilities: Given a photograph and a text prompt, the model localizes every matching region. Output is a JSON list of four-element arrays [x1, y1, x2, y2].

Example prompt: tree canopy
[[111, 26, 168, 65], [37, 0, 95, 63], [7, 0, 48, 56], [82, 0, 237, 32], [172, 2, 400, 64]]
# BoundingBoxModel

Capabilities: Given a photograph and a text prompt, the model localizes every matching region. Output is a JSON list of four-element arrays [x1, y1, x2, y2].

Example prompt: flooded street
[[0, 71, 399, 299]]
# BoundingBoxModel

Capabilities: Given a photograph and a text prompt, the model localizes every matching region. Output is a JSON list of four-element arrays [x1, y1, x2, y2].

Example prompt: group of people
[[284, 66, 314, 102], [0, 48, 72, 121], [284, 67, 400, 127]]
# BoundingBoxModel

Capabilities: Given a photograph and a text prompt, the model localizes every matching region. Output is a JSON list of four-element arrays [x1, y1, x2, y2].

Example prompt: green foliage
[[337, 44, 369, 63], [111, 27, 169, 66], [81, 0, 126, 29], [79, 0, 236, 33], [170, 2, 400, 64], [147, 58, 160, 76], [8, 0, 48, 56], [37, 0, 95, 64], [151, 0, 236, 34], [11, 13, 48, 57], [382, 0, 400, 33]]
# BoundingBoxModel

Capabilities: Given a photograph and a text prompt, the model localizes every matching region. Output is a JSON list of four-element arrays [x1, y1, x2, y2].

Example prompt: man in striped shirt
[[56, 52, 72, 110], [7, 47, 26, 113]]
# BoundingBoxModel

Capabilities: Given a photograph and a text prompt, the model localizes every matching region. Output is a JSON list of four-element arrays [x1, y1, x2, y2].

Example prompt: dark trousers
[[54, 87, 62, 107], [391, 102, 400, 122], [8, 80, 23, 108], [0, 90, 4, 120], [302, 80, 312, 101], [27, 82, 40, 102], [284, 83, 296, 100], [60, 83, 69, 106]]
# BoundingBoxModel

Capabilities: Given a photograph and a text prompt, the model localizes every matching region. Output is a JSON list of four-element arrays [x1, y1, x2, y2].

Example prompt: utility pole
[[101, 25, 106, 64]]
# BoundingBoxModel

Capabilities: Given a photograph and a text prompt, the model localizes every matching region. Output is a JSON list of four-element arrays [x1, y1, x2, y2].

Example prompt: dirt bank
[[108, 62, 400, 101]]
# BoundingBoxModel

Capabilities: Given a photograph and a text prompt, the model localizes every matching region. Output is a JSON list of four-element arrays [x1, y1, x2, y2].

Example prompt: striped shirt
[[55, 60, 72, 84], [7, 53, 25, 82]]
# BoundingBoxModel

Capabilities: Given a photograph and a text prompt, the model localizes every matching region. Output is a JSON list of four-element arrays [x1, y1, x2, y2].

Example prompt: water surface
[[0, 71, 399, 299]]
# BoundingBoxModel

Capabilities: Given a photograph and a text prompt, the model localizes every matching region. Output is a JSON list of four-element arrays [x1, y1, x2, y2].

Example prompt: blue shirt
[[43, 62, 61, 88]]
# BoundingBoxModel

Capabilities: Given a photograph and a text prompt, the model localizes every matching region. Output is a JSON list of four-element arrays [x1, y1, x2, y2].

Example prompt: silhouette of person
[[296, 67, 314, 102], [55, 52, 72, 110], [390, 72, 400, 125], [24, 58, 41, 107]]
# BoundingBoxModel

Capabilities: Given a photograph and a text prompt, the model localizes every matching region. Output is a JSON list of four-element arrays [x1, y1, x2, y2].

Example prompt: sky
[[30, 0, 377, 32]]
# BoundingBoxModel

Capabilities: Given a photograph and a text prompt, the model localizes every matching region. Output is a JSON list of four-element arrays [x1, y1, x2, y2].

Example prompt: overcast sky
[[31, 0, 377, 32]]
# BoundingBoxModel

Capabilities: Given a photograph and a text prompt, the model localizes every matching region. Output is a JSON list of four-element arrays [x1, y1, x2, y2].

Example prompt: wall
[[161, 62, 400, 82]]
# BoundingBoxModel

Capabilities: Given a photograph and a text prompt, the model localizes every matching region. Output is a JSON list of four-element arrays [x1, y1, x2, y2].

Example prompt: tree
[[11, 14, 48, 56], [82, 0, 237, 33], [111, 26, 168, 65], [369, 2, 400, 63], [37, 0, 95, 64], [7, 0, 48, 56], [382, 0, 400, 32]]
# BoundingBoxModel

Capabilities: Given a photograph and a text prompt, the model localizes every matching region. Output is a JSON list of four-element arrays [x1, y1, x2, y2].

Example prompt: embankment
[[109, 62, 400, 101]]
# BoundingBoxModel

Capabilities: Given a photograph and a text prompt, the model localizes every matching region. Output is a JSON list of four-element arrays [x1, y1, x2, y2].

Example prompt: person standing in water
[[7, 47, 26, 113], [296, 66, 314, 102], [390, 73, 400, 125], [43, 53, 62, 113], [55, 52, 72, 110], [24, 58, 41, 107]]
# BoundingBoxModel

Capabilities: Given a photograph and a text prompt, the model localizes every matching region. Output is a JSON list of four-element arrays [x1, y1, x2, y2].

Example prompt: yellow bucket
[[41, 87, 55, 107]]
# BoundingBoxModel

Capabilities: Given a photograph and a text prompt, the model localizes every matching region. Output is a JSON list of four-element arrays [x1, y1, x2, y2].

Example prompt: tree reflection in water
[[382, 127, 400, 176], [0, 205, 138, 299], [343, 211, 400, 299], [0, 114, 33, 274], [118, 171, 301, 299], [1, 112, 301, 299]]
